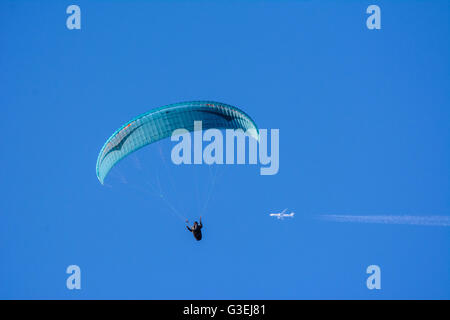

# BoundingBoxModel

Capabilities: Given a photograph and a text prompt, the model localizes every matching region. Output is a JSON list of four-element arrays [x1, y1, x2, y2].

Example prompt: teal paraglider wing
[[96, 101, 259, 184]]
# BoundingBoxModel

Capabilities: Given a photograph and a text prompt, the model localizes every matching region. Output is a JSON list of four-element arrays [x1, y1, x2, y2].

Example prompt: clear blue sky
[[1, 1, 449, 299]]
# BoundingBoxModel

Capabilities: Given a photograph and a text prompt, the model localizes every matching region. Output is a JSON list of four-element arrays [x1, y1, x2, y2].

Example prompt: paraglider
[[96, 101, 259, 241], [186, 217, 203, 241]]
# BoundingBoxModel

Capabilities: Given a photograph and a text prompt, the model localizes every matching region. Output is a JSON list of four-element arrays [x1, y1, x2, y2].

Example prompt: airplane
[[269, 208, 295, 220]]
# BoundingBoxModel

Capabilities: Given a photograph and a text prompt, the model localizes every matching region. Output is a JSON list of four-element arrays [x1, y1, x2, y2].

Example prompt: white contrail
[[319, 215, 450, 227]]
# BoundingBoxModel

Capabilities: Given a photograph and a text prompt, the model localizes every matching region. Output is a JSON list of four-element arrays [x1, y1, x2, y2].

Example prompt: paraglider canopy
[[96, 101, 259, 184]]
